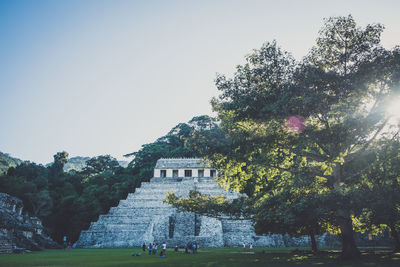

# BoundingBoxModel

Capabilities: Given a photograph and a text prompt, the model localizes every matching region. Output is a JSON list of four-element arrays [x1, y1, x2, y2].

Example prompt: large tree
[[174, 16, 400, 259], [81, 155, 120, 176]]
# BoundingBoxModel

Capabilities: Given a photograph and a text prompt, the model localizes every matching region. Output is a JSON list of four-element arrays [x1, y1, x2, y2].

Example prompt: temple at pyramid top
[[154, 158, 218, 178]]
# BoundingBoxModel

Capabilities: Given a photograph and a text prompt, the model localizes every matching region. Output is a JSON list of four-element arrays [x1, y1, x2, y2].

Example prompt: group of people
[[63, 236, 72, 251], [134, 241, 256, 258], [141, 242, 167, 257], [63, 241, 72, 251], [185, 241, 198, 254], [242, 242, 254, 251], [137, 241, 199, 257]]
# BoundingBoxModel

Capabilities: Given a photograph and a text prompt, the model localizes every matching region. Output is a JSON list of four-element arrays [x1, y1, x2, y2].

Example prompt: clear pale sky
[[1, 0, 399, 164]]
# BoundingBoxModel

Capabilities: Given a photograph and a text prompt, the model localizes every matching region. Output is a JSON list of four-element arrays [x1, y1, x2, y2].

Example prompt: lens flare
[[285, 115, 306, 133]]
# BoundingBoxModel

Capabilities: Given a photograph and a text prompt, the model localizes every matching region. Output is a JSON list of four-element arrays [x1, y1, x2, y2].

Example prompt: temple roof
[[154, 158, 208, 169]]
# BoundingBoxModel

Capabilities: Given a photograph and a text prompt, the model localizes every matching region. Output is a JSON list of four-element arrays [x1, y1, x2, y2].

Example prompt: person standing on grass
[[242, 242, 246, 251], [162, 241, 167, 256], [249, 243, 253, 251], [192, 241, 197, 254], [153, 243, 157, 255], [142, 242, 146, 252], [148, 242, 153, 255]]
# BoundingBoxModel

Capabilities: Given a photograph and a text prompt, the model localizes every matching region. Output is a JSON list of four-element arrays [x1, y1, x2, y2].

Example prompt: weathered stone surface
[[155, 158, 205, 169], [76, 177, 317, 247], [0, 234, 12, 254], [0, 193, 60, 253]]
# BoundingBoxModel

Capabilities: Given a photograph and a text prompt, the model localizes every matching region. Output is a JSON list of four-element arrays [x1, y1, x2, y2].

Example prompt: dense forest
[[0, 115, 217, 243]]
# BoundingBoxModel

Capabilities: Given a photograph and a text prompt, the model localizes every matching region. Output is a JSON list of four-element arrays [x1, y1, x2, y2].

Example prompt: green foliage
[[81, 155, 120, 176], [0, 152, 22, 174], [48, 151, 69, 179], [63, 156, 90, 172], [0, 154, 146, 243], [165, 190, 250, 220], [356, 138, 400, 249]]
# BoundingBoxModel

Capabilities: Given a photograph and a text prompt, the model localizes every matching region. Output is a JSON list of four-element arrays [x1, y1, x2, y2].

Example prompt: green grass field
[[0, 247, 399, 267]]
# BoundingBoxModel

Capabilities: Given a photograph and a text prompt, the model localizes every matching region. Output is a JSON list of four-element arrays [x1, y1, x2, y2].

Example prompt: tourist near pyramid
[[76, 158, 330, 248]]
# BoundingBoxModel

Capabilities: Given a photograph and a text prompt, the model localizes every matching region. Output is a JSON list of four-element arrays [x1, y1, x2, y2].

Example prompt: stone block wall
[[0, 234, 12, 254], [76, 176, 251, 248], [75, 177, 344, 248], [0, 193, 60, 253]]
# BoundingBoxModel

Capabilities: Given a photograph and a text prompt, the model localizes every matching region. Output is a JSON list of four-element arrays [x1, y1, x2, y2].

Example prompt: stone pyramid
[[76, 158, 310, 248]]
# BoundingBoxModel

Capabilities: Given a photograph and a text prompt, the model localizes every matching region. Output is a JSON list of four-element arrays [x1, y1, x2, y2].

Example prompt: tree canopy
[[167, 15, 400, 259]]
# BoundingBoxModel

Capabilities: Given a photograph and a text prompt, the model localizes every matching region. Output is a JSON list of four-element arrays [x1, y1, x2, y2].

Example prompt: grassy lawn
[[0, 247, 399, 267]]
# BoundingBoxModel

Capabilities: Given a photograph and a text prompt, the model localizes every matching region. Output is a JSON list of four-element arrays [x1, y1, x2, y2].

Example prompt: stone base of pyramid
[[76, 177, 332, 248]]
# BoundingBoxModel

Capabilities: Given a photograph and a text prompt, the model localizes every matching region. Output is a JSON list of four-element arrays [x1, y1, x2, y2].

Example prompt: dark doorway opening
[[210, 170, 216, 177], [198, 170, 204, 178]]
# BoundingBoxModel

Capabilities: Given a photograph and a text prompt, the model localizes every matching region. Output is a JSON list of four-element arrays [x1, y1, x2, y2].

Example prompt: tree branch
[[346, 131, 399, 180], [347, 118, 390, 162], [303, 152, 328, 161]]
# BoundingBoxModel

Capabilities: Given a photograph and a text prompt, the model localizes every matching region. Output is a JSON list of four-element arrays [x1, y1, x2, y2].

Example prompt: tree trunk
[[337, 209, 360, 259], [390, 224, 400, 252], [309, 230, 318, 253], [333, 164, 360, 260]]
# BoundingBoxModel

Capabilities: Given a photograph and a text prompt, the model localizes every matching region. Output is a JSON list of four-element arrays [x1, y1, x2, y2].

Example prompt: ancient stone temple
[[76, 158, 329, 248], [0, 193, 60, 253]]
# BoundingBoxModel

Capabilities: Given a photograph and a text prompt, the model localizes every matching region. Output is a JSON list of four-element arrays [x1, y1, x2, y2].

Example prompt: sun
[[385, 95, 400, 128], [386, 95, 400, 119]]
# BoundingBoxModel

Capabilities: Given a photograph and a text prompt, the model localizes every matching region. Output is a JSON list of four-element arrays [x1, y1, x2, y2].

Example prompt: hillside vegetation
[[62, 156, 90, 172], [0, 152, 22, 174]]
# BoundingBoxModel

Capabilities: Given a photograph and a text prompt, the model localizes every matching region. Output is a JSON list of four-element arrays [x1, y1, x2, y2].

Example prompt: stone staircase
[[0, 237, 13, 254], [76, 176, 313, 248], [76, 177, 257, 248]]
